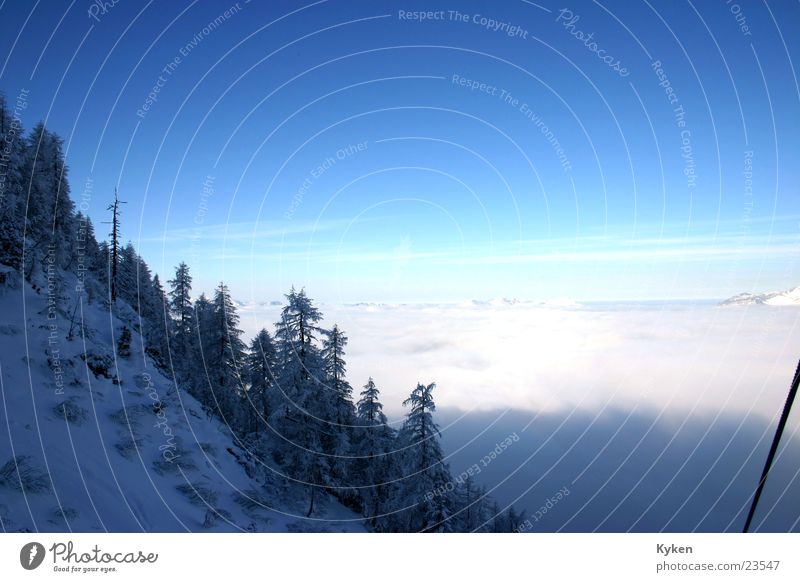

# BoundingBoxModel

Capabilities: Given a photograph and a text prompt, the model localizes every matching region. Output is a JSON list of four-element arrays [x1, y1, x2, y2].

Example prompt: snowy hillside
[[0, 103, 523, 534], [0, 268, 365, 532], [719, 285, 800, 306]]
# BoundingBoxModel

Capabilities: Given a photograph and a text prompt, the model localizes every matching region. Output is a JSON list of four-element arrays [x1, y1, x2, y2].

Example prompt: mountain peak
[[719, 285, 800, 306]]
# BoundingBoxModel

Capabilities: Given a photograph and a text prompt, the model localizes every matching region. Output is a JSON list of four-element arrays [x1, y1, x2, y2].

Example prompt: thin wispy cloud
[[205, 233, 799, 264], [140, 218, 357, 244]]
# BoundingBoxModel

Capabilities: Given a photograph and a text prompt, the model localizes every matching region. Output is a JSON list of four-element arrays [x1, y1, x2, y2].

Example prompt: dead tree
[[104, 189, 125, 302]]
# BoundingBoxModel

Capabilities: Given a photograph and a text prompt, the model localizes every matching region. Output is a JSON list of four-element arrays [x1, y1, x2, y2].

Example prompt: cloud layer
[[237, 300, 800, 423]]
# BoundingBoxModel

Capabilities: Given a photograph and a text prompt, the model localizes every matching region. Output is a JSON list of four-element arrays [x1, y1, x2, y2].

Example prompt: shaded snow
[[0, 272, 365, 532]]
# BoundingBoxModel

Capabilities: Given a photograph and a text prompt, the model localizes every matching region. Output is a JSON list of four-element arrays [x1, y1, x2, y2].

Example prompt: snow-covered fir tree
[[320, 323, 355, 483], [354, 377, 395, 528], [74, 212, 104, 303], [143, 273, 170, 367], [116, 242, 139, 308], [0, 94, 26, 271], [22, 123, 75, 278], [393, 382, 454, 532], [167, 261, 194, 375], [357, 377, 387, 426], [116, 325, 132, 358], [245, 328, 277, 435], [201, 283, 247, 428], [270, 287, 340, 516], [321, 324, 354, 425], [451, 475, 494, 532], [189, 292, 214, 406]]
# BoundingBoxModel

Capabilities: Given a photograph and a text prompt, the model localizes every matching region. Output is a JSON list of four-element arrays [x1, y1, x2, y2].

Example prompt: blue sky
[[1, 0, 798, 302]]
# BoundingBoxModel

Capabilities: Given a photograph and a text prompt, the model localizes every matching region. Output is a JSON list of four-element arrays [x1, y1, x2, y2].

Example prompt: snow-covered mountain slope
[[0, 268, 365, 532], [719, 285, 800, 306]]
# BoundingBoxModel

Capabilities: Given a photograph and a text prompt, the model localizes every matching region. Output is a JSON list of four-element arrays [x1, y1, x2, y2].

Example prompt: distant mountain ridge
[[720, 285, 800, 306]]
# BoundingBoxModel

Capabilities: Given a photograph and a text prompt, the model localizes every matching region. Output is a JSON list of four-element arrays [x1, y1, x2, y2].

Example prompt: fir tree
[[321, 324, 355, 484], [270, 287, 336, 517], [203, 283, 247, 427], [117, 242, 139, 308], [354, 377, 395, 527], [167, 262, 193, 375], [117, 326, 132, 358], [452, 475, 492, 532], [274, 286, 322, 378], [356, 377, 387, 426], [143, 273, 170, 367], [190, 292, 213, 405], [245, 328, 277, 435], [321, 324, 354, 425], [0, 202, 23, 269], [74, 213, 103, 302], [395, 382, 453, 532], [23, 123, 76, 279], [0, 93, 26, 270], [96, 241, 110, 287]]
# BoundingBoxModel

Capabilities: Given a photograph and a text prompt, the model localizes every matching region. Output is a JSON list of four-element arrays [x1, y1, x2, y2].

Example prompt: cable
[[743, 359, 800, 532]]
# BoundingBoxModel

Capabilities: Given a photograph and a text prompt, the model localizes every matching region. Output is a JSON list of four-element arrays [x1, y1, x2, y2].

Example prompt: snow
[[764, 286, 800, 306], [719, 285, 800, 306], [0, 273, 366, 532], [468, 297, 581, 308]]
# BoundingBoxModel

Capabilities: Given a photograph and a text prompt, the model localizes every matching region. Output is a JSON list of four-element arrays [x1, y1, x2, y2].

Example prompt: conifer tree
[[452, 475, 493, 532], [356, 377, 387, 426], [117, 326, 132, 358], [74, 213, 103, 302], [245, 328, 277, 435], [23, 123, 76, 278], [355, 377, 395, 527], [271, 287, 337, 517], [203, 282, 247, 427], [395, 382, 453, 532], [96, 241, 110, 287], [189, 292, 213, 404], [168, 262, 194, 375], [0, 94, 26, 270], [117, 242, 139, 307], [321, 324, 355, 483], [321, 324, 355, 425], [143, 273, 170, 367]]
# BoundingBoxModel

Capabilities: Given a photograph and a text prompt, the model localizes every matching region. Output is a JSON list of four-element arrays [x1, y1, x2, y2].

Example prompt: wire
[[743, 359, 800, 532]]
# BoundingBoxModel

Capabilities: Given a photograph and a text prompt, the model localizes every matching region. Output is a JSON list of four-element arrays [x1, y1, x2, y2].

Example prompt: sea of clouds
[[237, 299, 800, 423], [234, 299, 800, 530]]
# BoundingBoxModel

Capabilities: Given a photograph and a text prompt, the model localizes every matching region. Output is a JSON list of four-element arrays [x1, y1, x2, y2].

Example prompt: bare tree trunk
[[66, 300, 80, 340], [306, 486, 315, 518]]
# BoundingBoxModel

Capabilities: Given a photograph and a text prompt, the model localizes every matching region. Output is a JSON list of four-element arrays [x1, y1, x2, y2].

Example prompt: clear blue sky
[[1, 0, 798, 302]]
